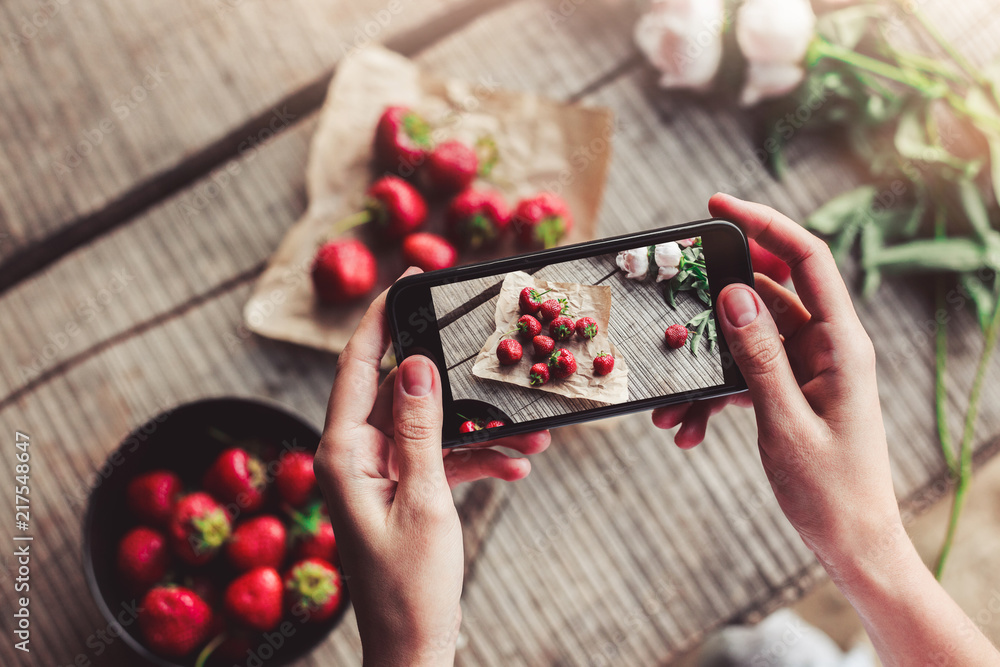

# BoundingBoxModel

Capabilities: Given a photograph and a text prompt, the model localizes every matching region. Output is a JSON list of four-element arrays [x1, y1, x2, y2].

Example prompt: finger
[[709, 193, 856, 325], [674, 401, 714, 449], [457, 430, 552, 455], [753, 273, 811, 339], [325, 268, 422, 431], [367, 369, 397, 435], [443, 449, 531, 488], [717, 284, 815, 431], [392, 355, 448, 497], [651, 402, 693, 430]]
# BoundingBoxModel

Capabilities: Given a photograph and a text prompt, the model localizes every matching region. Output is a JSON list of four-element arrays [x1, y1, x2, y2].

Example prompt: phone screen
[[389, 221, 751, 444]]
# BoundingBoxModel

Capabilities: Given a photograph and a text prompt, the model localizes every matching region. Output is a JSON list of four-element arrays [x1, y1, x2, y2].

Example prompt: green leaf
[[864, 238, 989, 273], [958, 178, 994, 242], [960, 272, 998, 332], [894, 108, 981, 178], [966, 87, 1000, 201], [860, 220, 883, 297], [807, 185, 877, 235]]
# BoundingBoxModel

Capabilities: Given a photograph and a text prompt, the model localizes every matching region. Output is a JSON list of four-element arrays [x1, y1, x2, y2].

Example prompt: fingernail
[[722, 288, 759, 328], [401, 357, 433, 396]]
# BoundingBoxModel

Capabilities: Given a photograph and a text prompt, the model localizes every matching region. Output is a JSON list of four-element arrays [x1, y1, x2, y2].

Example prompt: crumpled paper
[[243, 46, 614, 361], [471, 272, 629, 404]]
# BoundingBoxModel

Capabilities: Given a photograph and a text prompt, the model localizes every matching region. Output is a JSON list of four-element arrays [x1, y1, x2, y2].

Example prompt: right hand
[[653, 193, 905, 578]]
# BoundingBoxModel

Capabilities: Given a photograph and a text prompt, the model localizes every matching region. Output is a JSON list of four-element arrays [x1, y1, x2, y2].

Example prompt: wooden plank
[[0, 0, 509, 289]]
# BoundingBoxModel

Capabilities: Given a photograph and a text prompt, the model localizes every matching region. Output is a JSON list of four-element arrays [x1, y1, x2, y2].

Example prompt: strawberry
[[225, 567, 284, 632], [363, 176, 428, 239], [532, 334, 555, 358], [529, 362, 550, 386], [126, 470, 182, 527], [497, 338, 523, 365], [539, 298, 569, 321], [445, 188, 510, 250], [138, 586, 213, 658], [284, 558, 344, 624], [312, 239, 377, 305], [374, 106, 431, 175], [575, 317, 598, 341], [204, 448, 268, 515], [516, 314, 542, 339], [458, 420, 482, 433], [593, 351, 615, 376], [485, 420, 506, 428], [548, 349, 577, 379], [549, 316, 575, 341], [117, 526, 169, 594], [226, 516, 287, 572], [168, 492, 231, 566], [748, 238, 791, 283], [402, 232, 457, 272], [422, 140, 478, 195], [513, 192, 573, 249], [665, 324, 689, 349], [274, 451, 317, 508], [290, 504, 338, 564], [518, 287, 550, 315]]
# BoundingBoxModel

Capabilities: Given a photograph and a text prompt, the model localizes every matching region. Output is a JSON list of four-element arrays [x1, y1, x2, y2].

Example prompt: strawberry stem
[[194, 633, 227, 667], [331, 209, 373, 236]]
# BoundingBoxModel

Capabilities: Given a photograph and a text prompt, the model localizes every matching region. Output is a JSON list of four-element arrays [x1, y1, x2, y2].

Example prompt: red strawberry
[[748, 238, 791, 283], [402, 232, 457, 272], [539, 298, 569, 321], [290, 504, 339, 564], [548, 349, 577, 379], [422, 140, 478, 194], [593, 351, 615, 376], [518, 287, 550, 315], [312, 239, 377, 305], [117, 527, 169, 594], [532, 335, 555, 358], [458, 420, 481, 433], [274, 451, 317, 508], [665, 324, 689, 349], [497, 338, 523, 365], [364, 176, 427, 239], [226, 516, 286, 572], [374, 106, 431, 175], [529, 362, 550, 386], [284, 559, 344, 624], [445, 189, 510, 250], [485, 420, 506, 428], [126, 470, 182, 527], [516, 314, 542, 339], [549, 316, 575, 341], [204, 448, 267, 515], [138, 586, 213, 658], [225, 567, 284, 632], [168, 492, 232, 566], [513, 192, 573, 249], [575, 317, 598, 341]]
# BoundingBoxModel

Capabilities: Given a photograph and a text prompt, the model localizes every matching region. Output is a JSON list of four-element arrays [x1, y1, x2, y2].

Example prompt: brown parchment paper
[[243, 47, 614, 363], [471, 272, 629, 404]]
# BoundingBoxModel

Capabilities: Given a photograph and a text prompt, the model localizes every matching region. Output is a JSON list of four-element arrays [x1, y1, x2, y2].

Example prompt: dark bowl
[[83, 397, 349, 667]]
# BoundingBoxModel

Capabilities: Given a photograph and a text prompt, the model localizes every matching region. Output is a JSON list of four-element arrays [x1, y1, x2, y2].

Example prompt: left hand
[[314, 274, 551, 666]]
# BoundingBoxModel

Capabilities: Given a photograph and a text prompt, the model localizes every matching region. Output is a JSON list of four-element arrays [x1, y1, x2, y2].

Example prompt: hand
[[314, 274, 551, 666], [653, 194, 901, 576]]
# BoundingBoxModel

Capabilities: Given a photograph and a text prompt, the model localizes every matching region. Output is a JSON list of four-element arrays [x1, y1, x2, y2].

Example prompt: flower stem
[[896, 0, 989, 88], [810, 39, 938, 93], [932, 207, 956, 476], [935, 285, 1000, 578]]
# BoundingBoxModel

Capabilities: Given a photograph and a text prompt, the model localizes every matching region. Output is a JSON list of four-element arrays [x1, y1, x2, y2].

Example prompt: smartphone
[[387, 219, 753, 447]]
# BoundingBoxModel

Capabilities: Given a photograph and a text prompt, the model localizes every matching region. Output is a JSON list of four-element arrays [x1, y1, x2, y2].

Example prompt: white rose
[[676, 237, 698, 248], [654, 242, 682, 282], [736, 0, 817, 106], [616, 248, 649, 280], [634, 0, 725, 90]]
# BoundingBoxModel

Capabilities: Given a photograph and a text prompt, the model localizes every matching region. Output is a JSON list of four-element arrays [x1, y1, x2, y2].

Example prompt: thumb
[[718, 285, 811, 427], [392, 355, 448, 494]]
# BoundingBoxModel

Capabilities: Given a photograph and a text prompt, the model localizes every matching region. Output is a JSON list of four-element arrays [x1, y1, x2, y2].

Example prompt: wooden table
[[2, 1, 999, 665]]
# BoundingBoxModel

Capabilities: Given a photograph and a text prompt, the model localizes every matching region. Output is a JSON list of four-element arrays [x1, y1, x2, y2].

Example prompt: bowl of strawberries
[[83, 397, 348, 667]]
